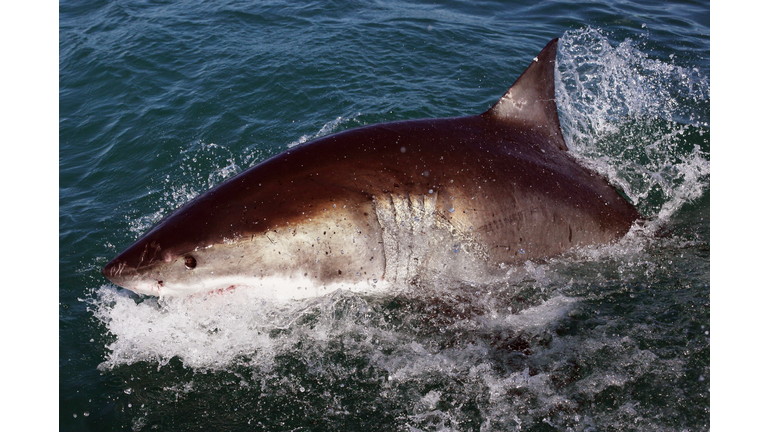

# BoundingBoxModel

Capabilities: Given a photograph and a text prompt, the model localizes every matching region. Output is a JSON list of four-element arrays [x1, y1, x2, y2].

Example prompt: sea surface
[[59, 1, 710, 430]]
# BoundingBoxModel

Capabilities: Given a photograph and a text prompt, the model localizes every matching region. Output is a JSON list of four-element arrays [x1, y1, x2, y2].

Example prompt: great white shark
[[102, 38, 641, 299]]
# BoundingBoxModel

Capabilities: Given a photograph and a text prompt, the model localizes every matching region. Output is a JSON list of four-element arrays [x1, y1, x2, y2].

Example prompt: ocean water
[[59, 1, 710, 430]]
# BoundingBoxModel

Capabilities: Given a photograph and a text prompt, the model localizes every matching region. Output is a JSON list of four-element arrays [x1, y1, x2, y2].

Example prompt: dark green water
[[60, 1, 709, 430]]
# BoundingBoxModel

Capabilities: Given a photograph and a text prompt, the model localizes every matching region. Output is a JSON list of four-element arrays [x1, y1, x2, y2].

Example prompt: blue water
[[60, 1, 709, 430]]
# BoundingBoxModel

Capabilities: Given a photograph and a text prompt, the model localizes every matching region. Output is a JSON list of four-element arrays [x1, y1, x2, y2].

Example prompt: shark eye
[[184, 256, 197, 269]]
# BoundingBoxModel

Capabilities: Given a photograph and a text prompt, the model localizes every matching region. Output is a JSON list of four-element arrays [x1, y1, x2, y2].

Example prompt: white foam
[[94, 284, 323, 370], [503, 295, 577, 330], [92, 279, 574, 371]]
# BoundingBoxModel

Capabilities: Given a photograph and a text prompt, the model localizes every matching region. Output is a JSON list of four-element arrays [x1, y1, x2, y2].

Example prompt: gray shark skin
[[102, 38, 641, 298]]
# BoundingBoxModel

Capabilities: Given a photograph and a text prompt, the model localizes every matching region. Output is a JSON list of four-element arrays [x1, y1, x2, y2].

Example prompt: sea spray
[[556, 27, 709, 227]]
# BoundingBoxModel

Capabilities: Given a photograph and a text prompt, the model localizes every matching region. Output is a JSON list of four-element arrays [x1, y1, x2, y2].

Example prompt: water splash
[[123, 142, 247, 240], [287, 114, 359, 148], [556, 27, 710, 228]]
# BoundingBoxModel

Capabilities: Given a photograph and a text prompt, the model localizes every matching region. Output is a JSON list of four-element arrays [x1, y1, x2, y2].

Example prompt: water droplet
[[453, 244, 460, 253], [428, 189, 434, 194], [448, 207, 455, 213], [373, 278, 378, 284], [519, 248, 526, 254]]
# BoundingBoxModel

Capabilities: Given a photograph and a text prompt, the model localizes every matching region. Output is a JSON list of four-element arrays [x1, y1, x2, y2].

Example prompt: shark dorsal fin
[[484, 38, 567, 151]]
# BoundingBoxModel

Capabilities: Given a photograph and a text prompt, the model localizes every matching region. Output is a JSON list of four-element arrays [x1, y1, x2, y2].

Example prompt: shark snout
[[102, 258, 166, 295]]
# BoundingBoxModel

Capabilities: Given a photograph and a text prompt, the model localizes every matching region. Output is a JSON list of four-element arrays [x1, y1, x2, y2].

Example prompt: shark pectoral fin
[[484, 38, 567, 151]]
